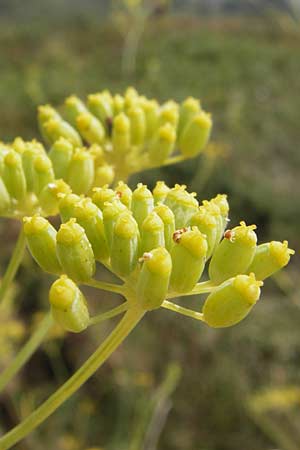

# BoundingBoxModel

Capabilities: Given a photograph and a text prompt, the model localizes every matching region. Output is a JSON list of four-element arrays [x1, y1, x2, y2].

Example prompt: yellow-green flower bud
[[73, 198, 109, 261], [32, 154, 55, 195], [67, 148, 94, 194], [64, 95, 88, 127], [11, 137, 27, 155], [159, 102, 179, 128], [102, 200, 127, 249], [202, 197, 228, 251], [170, 227, 207, 293], [211, 194, 229, 230], [141, 211, 165, 254], [112, 113, 131, 154], [39, 180, 72, 217], [22, 142, 45, 192], [92, 186, 117, 210], [179, 112, 212, 158], [247, 241, 294, 280], [56, 219, 95, 282], [142, 99, 159, 140], [37, 105, 61, 144], [209, 222, 257, 284], [153, 181, 170, 205], [113, 94, 125, 114], [87, 93, 113, 126], [2, 150, 27, 201], [127, 107, 146, 146], [153, 204, 175, 251], [89, 144, 105, 168], [43, 118, 82, 147], [23, 215, 62, 274], [137, 247, 172, 311], [49, 138, 73, 179], [0, 177, 11, 214], [76, 112, 105, 145], [189, 207, 218, 259], [178, 97, 201, 138], [58, 193, 82, 223], [164, 184, 198, 228], [202, 273, 263, 328], [131, 184, 154, 229], [110, 212, 140, 276], [115, 181, 132, 209], [49, 276, 90, 333], [148, 123, 176, 163], [94, 165, 115, 188]]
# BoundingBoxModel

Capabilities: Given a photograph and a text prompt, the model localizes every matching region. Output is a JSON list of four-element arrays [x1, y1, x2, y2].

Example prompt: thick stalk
[[0, 228, 26, 303], [0, 306, 145, 450], [0, 313, 53, 393]]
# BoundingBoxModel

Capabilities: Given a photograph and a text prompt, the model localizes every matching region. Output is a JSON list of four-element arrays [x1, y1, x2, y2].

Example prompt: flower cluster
[[38, 87, 212, 185], [24, 182, 294, 332]]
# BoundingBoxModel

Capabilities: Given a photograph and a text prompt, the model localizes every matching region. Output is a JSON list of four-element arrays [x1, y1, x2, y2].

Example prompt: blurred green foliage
[[0, 8, 299, 450]]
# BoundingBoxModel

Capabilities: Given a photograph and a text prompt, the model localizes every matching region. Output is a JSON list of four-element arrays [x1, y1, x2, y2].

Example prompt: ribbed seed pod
[[39, 179, 72, 217], [37, 105, 61, 144], [153, 181, 170, 205], [2, 150, 27, 201], [141, 212, 165, 254], [58, 193, 82, 223], [67, 148, 94, 194], [153, 204, 175, 251], [102, 200, 127, 249], [110, 212, 140, 277], [73, 198, 109, 261], [247, 241, 294, 280], [64, 95, 88, 127], [170, 227, 207, 293], [178, 97, 201, 138], [76, 112, 105, 145], [189, 206, 218, 259], [142, 99, 159, 140], [0, 177, 11, 214], [115, 181, 132, 209], [137, 247, 172, 310], [201, 199, 226, 251], [209, 222, 257, 285], [202, 273, 263, 328], [127, 107, 146, 146], [94, 165, 115, 188], [148, 123, 176, 164], [49, 276, 90, 333], [164, 184, 198, 228], [49, 138, 73, 179], [23, 215, 62, 274], [131, 184, 154, 229], [56, 219, 95, 283], [112, 113, 131, 154], [87, 93, 113, 125], [92, 186, 116, 210], [179, 111, 212, 157], [211, 194, 229, 231], [12, 137, 27, 155], [32, 154, 55, 195], [43, 118, 82, 147]]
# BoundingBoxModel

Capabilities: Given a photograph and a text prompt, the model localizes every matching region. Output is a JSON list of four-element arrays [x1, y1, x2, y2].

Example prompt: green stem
[[83, 279, 125, 295], [0, 313, 53, 394], [88, 302, 129, 326], [162, 300, 205, 322], [166, 281, 215, 299], [0, 306, 145, 450], [0, 228, 26, 303]]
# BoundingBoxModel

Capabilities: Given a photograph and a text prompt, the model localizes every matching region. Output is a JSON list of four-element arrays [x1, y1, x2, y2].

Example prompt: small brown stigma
[[116, 191, 122, 199], [173, 227, 188, 244], [138, 252, 153, 263], [224, 229, 235, 242]]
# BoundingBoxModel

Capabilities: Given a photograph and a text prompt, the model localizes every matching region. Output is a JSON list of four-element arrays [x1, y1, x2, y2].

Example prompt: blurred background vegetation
[[0, 1, 299, 449]]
